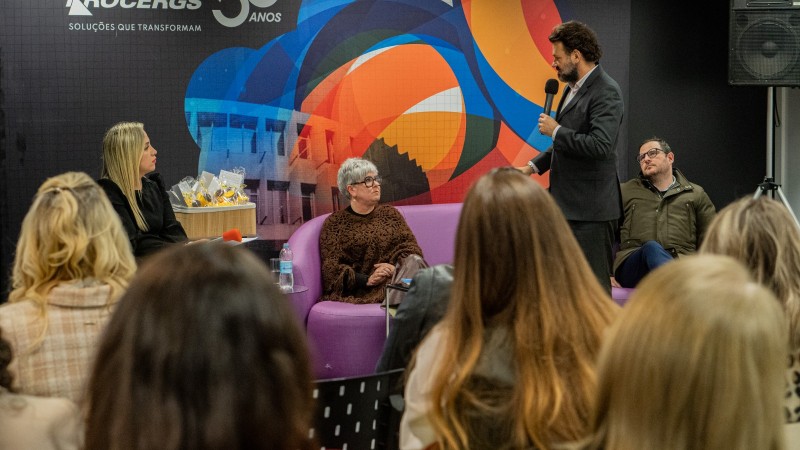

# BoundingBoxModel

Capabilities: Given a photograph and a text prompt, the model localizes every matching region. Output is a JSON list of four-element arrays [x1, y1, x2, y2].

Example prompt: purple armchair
[[287, 203, 463, 379]]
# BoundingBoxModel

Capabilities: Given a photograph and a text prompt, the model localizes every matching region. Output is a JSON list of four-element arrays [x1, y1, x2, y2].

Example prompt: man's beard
[[559, 64, 579, 84]]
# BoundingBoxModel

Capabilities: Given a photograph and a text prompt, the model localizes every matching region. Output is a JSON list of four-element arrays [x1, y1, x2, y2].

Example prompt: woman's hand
[[367, 263, 395, 286]]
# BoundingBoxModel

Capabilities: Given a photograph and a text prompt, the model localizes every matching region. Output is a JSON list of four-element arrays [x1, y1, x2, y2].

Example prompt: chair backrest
[[311, 368, 405, 450], [397, 203, 462, 266]]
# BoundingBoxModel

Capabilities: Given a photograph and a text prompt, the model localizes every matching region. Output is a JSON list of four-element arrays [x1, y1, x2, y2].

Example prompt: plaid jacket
[[0, 281, 117, 403]]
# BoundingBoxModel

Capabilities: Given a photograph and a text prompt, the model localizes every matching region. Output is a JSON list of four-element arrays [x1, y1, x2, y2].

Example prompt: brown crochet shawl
[[320, 205, 423, 304]]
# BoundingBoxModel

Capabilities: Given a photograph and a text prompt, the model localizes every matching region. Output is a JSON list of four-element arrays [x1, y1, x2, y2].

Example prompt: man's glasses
[[636, 148, 666, 163], [351, 176, 382, 188]]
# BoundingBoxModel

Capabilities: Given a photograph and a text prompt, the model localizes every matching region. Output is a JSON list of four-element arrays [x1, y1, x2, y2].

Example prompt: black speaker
[[729, 0, 800, 86]]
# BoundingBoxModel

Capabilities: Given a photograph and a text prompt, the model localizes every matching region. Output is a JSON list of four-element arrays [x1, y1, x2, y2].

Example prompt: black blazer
[[98, 173, 188, 258], [531, 65, 623, 222]]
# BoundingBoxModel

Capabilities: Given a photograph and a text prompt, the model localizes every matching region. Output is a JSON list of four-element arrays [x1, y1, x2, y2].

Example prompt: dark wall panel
[[628, 0, 766, 208], [0, 0, 770, 297]]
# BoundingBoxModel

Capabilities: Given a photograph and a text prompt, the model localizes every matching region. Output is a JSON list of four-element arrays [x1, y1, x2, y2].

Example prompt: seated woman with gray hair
[[320, 157, 426, 304]]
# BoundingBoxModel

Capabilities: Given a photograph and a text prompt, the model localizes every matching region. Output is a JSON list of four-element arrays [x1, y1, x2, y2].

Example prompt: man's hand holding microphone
[[516, 78, 560, 175]]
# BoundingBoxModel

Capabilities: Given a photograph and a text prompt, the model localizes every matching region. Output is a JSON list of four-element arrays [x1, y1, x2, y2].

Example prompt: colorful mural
[[185, 0, 566, 240]]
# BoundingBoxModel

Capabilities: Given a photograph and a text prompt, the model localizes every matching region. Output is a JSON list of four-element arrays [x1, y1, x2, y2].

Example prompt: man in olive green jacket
[[613, 137, 716, 288]]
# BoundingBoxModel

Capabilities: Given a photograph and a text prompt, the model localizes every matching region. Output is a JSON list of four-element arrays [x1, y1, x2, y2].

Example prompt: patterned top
[[0, 280, 117, 403], [320, 205, 423, 304], [787, 351, 800, 423]]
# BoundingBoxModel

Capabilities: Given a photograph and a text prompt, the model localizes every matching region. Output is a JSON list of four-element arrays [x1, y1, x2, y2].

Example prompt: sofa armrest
[[287, 213, 329, 326]]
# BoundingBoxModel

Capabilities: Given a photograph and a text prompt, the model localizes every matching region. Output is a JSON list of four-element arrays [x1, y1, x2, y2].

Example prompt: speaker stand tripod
[[754, 87, 800, 228], [753, 177, 800, 228]]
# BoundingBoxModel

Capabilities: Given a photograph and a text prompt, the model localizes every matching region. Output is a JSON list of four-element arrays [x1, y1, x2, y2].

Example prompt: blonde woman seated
[[700, 197, 800, 431], [98, 121, 187, 259], [0, 172, 136, 403], [320, 157, 426, 304], [400, 168, 619, 450], [584, 255, 786, 450], [85, 243, 314, 450], [0, 327, 82, 450]]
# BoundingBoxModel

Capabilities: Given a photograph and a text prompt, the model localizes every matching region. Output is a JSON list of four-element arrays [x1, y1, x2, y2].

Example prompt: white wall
[[776, 87, 800, 220]]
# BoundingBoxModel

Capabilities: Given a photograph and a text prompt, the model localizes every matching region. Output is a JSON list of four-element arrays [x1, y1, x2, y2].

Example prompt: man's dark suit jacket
[[376, 264, 453, 372], [531, 65, 623, 222]]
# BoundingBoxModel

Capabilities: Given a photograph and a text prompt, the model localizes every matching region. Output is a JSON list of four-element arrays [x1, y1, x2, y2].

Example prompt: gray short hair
[[337, 157, 378, 200]]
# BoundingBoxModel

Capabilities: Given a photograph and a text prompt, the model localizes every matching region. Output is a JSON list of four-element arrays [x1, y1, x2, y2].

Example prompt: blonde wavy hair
[[425, 168, 619, 449], [700, 196, 800, 349], [587, 255, 786, 450], [9, 172, 136, 347], [101, 121, 149, 231]]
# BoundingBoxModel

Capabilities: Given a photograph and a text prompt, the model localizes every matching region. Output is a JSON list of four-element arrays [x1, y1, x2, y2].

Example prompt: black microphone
[[543, 78, 559, 116]]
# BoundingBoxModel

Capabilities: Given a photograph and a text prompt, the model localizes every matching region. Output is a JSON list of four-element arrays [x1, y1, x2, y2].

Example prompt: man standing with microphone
[[516, 21, 624, 293]]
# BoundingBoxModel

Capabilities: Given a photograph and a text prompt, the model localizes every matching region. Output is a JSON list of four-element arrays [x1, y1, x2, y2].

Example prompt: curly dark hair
[[0, 328, 14, 392], [549, 20, 602, 63]]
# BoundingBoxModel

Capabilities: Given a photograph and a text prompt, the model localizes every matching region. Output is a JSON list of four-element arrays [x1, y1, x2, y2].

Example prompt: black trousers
[[568, 219, 616, 295]]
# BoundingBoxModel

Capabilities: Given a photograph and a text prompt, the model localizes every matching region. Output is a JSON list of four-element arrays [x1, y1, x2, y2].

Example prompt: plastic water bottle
[[278, 243, 294, 292]]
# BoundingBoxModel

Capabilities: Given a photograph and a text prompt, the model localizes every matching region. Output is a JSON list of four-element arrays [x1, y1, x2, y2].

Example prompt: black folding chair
[[311, 368, 405, 450]]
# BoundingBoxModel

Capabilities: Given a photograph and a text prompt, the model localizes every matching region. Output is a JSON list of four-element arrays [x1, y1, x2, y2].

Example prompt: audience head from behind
[[417, 168, 619, 449], [10, 171, 136, 306], [700, 196, 800, 349], [85, 243, 315, 450], [700, 196, 800, 427], [1, 172, 133, 402], [587, 254, 786, 450]]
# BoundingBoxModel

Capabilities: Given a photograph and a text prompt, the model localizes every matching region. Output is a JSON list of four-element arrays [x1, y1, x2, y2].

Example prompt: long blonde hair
[[425, 168, 618, 449], [588, 255, 786, 450], [9, 172, 136, 346], [700, 196, 800, 348], [101, 121, 149, 231]]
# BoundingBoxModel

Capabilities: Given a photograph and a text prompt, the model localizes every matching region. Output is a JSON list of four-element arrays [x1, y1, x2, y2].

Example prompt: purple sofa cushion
[[611, 287, 634, 306], [306, 302, 387, 379]]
